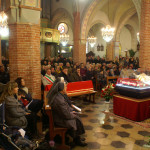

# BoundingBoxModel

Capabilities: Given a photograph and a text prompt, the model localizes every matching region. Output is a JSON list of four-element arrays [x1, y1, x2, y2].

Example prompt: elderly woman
[[0, 81, 27, 129], [47, 78, 87, 147]]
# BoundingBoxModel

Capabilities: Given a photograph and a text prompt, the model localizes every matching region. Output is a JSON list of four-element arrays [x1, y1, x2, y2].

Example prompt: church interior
[[0, 0, 150, 150]]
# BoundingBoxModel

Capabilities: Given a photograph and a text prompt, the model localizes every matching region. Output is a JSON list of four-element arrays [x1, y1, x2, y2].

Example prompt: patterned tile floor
[[71, 95, 150, 150]]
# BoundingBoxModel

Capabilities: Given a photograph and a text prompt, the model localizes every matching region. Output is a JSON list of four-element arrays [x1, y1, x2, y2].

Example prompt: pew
[[43, 92, 70, 149], [44, 80, 97, 103], [106, 76, 119, 85], [45, 105, 70, 150]]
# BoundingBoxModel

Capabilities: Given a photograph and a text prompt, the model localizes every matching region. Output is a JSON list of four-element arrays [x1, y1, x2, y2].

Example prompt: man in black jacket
[[59, 66, 71, 82]]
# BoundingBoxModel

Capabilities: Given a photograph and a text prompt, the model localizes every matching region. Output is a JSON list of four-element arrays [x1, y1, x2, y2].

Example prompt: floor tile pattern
[[71, 95, 150, 150]]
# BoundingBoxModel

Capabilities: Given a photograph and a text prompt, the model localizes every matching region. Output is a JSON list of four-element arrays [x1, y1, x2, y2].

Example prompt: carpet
[[102, 110, 150, 128]]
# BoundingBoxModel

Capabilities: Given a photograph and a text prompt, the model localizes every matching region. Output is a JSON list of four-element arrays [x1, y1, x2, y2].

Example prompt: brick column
[[8, 0, 41, 99], [106, 41, 114, 61], [114, 41, 120, 58], [73, 12, 86, 64], [139, 0, 150, 70], [9, 24, 41, 99]]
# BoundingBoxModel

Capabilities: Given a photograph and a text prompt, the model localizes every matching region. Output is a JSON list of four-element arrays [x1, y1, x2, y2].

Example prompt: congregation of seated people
[[1, 55, 141, 87], [0, 55, 144, 148], [40, 55, 141, 89]]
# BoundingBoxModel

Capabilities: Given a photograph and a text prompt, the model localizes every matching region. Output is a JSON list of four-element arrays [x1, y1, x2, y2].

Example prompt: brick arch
[[81, 0, 140, 40], [51, 8, 73, 29]]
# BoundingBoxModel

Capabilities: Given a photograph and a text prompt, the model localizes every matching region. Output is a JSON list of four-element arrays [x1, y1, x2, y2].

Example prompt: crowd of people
[[0, 54, 144, 149], [40, 55, 140, 89], [0, 55, 141, 86]]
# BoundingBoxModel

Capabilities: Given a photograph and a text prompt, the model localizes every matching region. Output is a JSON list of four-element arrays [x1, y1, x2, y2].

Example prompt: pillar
[[106, 41, 114, 61], [73, 12, 86, 64], [114, 41, 120, 58], [8, 0, 41, 99], [139, 0, 150, 70], [45, 43, 51, 58]]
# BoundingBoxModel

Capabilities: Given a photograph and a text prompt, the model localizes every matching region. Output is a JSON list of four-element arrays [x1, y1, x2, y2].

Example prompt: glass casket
[[115, 78, 150, 99]]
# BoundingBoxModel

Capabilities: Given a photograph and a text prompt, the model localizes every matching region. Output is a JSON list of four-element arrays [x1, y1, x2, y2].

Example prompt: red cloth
[[20, 98, 29, 107], [45, 84, 53, 91], [113, 95, 150, 121], [44, 80, 94, 92]]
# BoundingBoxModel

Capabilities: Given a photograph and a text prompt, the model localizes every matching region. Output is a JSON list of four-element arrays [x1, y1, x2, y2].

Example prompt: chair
[[106, 76, 119, 85], [45, 105, 70, 150]]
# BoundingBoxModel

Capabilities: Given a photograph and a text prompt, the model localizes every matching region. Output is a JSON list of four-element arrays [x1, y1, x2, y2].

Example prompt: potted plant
[[128, 49, 137, 57], [101, 84, 115, 103]]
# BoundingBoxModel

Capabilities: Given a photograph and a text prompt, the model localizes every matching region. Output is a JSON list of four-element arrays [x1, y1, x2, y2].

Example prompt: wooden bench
[[44, 80, 97, 103], [106, 76, 119, 85], [44, 104, 70, 150]]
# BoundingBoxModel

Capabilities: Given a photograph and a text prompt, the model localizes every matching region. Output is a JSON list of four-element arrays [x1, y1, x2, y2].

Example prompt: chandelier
[[101, 0, 115, 42], [88, 36, 97, 47], [101, 25, 115, 42], [0, 11, 8, 36], [60, 33, 69, 46], [137, 32, 140, 43]]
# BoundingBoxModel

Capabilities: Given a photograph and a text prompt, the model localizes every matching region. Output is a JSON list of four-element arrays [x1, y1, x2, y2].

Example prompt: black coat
[[50, 92, 85, 136], [59, 72, 71, 82], [70, 72, 82, 82]]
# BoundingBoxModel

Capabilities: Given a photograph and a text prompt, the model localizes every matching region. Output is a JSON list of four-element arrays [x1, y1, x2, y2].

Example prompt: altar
[[113, 94, 150, 121]]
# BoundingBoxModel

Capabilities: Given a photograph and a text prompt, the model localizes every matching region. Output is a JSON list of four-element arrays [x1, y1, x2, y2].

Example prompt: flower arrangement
[[49, 140, 55, 149], [101, 84, 115, 100]]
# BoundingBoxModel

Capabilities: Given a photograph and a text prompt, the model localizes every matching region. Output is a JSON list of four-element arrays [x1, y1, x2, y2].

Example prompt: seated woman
[[0, 81, 38, 139], [46, 79, 87, 147], [15, 77, 43, 113], [0, 81, 27, 129]]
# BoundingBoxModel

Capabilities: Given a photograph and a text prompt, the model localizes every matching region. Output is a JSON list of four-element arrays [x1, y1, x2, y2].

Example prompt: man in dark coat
[[47, 80, 87, 147], [59, 66, 71, 82], [70, 68, 82, 82]]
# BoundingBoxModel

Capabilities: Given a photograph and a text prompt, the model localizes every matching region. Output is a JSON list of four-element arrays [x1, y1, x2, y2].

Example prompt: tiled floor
[[71, 95, 150, 150]]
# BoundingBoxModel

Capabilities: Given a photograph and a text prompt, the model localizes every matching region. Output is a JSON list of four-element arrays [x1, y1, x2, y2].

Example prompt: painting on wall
[[97, 44, 100, 51], [24, 0, 37, 7]]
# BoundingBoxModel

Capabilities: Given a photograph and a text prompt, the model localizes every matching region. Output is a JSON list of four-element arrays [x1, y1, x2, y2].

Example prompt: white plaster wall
[[87, 26, 106, 58], [120, 26, 132, 57]]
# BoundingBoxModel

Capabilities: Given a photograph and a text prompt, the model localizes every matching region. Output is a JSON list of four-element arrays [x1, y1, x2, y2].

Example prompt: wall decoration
[[97, 44, 100, 51], [41, 28, 60, 43], [100, 45, 104, 51], [45, 32, 52, 38], [137, 42, 140, 51], [24, 0, 37, 7], [58, 23, 68, 34]]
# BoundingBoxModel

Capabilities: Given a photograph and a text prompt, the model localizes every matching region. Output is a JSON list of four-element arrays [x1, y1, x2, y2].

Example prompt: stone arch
[[51, 8, 73, 29], [81, 0, 140, 40], [115, 8, 136, 41], [86, 20, 106, 38], [125, 24, 137, 51]]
